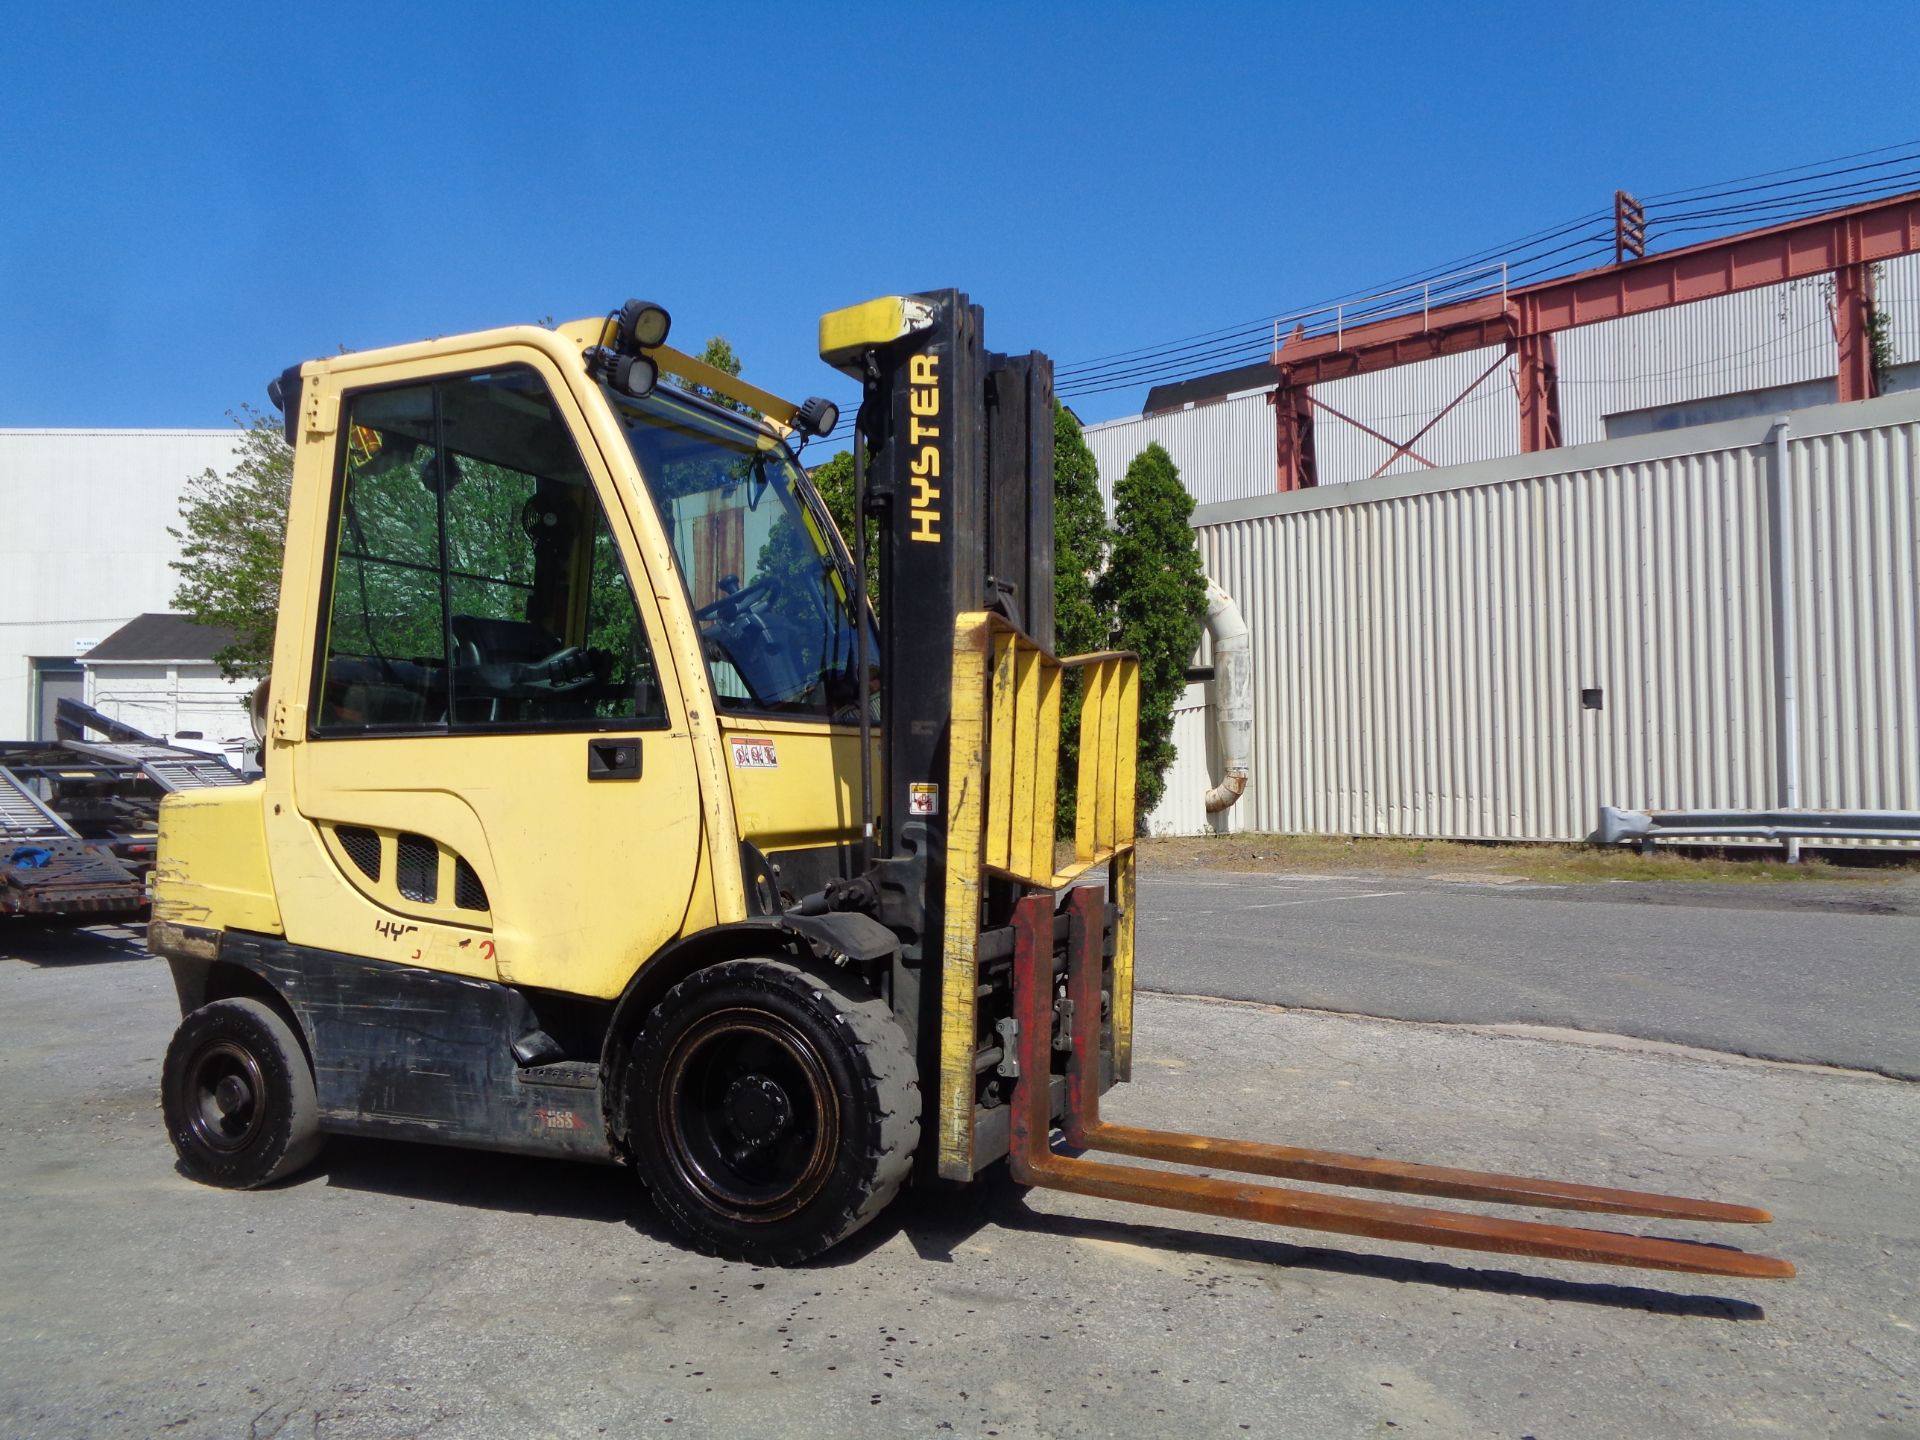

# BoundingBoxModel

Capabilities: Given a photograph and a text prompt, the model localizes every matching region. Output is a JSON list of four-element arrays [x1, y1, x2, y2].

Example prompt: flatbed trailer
[[2, 703, 245, 919]]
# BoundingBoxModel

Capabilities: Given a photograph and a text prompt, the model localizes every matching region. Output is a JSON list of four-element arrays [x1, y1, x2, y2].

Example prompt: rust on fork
[[1006, 888, 1794, 1282]]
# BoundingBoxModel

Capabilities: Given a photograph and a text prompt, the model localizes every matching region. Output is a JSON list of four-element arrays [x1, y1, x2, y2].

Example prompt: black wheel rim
[[657, 1007, 839, 1223], [183, 1039, 268, 1153]]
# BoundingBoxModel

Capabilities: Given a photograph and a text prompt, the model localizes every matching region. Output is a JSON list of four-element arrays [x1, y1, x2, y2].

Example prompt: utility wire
[[1055, 209, 1614, 380], [1648, 174, 1920, 223], [816, 140, 1920, 427], [1056, 254, 1570, 394], [1054, 215, 1611, 383], [1640, 141, 1920, 202], [1053, 144, 1920, 402]]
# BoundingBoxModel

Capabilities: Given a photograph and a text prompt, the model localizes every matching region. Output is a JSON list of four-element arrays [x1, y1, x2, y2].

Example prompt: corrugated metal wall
[[1787, 415, 1920, 812], [1083, 387, 1274, 512], [1558, 276, 1845, 442], [1147, 390, 1920, 841], [1311, 345, 1518, 483], [1144, 683, 1218, 837], [1883, 256, 1920, 370], [1082, 254, 1920, 503]]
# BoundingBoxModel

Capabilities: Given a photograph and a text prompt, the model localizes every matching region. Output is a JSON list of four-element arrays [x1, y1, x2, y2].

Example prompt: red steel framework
[[1267, 189, 1920, 490]]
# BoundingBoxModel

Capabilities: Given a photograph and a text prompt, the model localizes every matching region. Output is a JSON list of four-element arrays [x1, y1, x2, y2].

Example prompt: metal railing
[[1597, 806, 1920, 847], [1272, 263, 1511, 356]]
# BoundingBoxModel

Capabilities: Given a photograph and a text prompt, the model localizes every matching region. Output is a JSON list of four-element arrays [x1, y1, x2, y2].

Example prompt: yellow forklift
[[148, 293, 1790, 1279]]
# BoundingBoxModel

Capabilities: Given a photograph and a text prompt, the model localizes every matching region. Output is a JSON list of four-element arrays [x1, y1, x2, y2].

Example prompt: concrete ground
[[1, 922, 1915, 1439], [1136, 870, 1920, 1080]]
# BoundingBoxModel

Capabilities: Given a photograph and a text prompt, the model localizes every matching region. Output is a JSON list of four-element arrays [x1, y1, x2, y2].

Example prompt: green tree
[[807, 450, 856, 545], [675, 336, 756, 416], [168, 407, 293, 679], [1094, 442, 1207, 826], [698, 335, 741, 379], [1051, 402, 1112, 835], [805, 450, 878, 602]]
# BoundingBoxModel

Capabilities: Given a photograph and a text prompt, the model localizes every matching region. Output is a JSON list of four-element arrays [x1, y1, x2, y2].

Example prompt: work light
[[609, 352, 659, 398], [619, 299, 672, 351], [793, 396, 839, 438]]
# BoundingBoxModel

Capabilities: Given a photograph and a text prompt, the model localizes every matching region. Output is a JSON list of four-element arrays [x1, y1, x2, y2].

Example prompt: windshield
[[608, 386, 872, 722]]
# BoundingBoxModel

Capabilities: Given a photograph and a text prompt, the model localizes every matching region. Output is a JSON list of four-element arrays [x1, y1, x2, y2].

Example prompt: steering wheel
[[694, 577, 777, 623]]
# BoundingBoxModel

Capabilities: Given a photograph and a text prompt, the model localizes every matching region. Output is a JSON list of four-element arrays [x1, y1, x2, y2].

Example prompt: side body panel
[[718, 716, 868, 857], [189, 933, 615, 1162], [149, 784, 283, 935]]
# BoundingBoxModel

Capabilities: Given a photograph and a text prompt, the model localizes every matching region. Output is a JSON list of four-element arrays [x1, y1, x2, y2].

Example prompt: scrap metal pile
[[2, 701, 244, 919]]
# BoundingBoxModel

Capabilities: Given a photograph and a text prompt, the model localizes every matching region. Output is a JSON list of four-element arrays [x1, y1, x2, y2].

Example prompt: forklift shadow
[[0, 920, 151, 967], [812, 1168, 1031, 1269], [841, 1176, 1767, 1321], [312, 1137, 671, 1236], [307, 1144, 1763, 1319]]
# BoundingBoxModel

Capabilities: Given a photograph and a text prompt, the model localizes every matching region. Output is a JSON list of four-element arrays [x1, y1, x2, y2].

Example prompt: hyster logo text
[[907, 353, 941, 543]]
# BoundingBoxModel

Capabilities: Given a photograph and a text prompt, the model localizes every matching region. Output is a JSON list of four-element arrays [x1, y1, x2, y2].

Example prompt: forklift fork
[[1006, 886, 1794, 1280]]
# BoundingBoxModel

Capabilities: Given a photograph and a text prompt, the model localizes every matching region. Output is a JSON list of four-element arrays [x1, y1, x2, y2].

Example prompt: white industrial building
[[81, 612, 255, 765], [1, 428, 245, 740], [1144, 390, 1920, 841]]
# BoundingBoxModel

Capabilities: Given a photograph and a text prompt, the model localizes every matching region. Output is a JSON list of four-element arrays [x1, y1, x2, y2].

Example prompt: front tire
[[627, 957, 919, 1265], [162, 998, 324, 1188]]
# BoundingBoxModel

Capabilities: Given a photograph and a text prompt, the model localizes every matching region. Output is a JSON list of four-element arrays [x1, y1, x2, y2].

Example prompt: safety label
[[729, 737, 778, 769], [908, 782, 939, 816]]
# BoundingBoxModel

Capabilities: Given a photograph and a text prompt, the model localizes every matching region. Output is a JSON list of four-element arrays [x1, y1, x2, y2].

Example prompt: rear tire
[[626, 957, 919, 1265], [162, 998, 324, 1188]]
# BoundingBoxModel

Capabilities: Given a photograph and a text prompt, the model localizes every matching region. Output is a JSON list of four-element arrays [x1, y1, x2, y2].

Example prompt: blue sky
[[4, 2, 1918, 445]]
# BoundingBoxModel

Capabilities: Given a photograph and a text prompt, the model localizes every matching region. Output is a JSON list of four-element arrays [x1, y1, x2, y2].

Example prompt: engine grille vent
[[453, 855, 489, 911], [337, 825, 381, 881], [396, 833, 437, 903]]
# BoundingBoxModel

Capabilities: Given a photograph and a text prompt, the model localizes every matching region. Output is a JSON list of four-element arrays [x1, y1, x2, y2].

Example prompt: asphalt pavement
[[1, 929, 1914, 1439], [1134, 869, 1920, 1080]]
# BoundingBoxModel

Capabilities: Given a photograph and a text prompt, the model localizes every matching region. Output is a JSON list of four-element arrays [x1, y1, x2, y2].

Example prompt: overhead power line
[[1639, 140, 1920, 202], [808, 140, 1920, 435], [1050, 140, 1920, 403]]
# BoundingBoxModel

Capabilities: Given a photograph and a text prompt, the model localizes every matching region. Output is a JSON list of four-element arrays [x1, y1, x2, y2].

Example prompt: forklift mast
[[821, 290, 1791, 1277], [863, 289, 1054, 851], [828, 290, 1057, 1068]]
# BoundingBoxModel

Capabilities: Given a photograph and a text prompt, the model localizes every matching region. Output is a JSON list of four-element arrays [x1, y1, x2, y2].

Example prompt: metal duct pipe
[[1202, 580, 1251, 814]]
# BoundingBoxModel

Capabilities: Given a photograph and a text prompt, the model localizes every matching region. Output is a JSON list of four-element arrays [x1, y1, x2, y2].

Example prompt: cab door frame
[[259, 327, 751, 996]]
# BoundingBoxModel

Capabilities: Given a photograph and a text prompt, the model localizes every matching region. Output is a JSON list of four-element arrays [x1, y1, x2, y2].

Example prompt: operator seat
[[450, 615, 569, 723]]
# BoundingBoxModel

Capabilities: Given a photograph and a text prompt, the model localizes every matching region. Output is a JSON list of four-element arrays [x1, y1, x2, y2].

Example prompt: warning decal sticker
[[729, 737, 778, 769]]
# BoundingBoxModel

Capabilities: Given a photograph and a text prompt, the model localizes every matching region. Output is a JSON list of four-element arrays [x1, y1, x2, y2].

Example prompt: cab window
[[608, 388, 871, 722], [314, 367, 666, 733]]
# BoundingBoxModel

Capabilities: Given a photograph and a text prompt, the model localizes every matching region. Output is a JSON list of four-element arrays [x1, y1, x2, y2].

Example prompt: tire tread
[[162, 996, 323, 1189], [631, 957, 919, 1265]]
